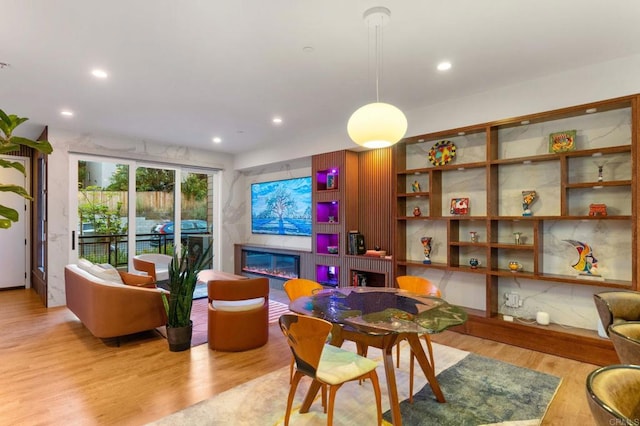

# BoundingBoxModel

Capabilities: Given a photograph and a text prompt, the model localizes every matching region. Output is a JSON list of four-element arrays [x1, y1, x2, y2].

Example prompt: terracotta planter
[[166, 321, 193, 352]]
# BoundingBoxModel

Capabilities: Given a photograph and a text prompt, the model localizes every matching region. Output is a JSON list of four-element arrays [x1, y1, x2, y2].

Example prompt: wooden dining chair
[[396, 275, 442, 402], [284, 278, 324, 302], [279, 314, 382, 426], [283, 278, 324, 382]]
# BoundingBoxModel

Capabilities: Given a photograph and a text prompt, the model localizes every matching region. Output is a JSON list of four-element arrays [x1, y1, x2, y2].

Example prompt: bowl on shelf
[[327, 245, 338, 254]]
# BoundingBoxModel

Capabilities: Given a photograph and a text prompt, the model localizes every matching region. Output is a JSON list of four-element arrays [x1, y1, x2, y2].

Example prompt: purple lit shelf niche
[[316, 168, 339, 191], [316, 233, 340, 255], [317, 265, 339, 287], [317, 201, 339, 223]]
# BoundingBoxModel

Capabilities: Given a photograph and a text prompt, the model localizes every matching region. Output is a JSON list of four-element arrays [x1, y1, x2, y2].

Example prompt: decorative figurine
[[508, 261, 523, 272], [469, 231, 479, 243], [421, 236, 432, 264], [597, 164, 604, 182], [328, 215, 335, 223], [513, 232, 522, 245], [413, 206, 422, 217], [411, 180, 421, 193], [521, 190, 537, 216], [593, 158, 608, 183], [589, 203, 607, 217], [469, 258, 480, 269], [450, 197, 470, 215], [563, 239, 601, 277]]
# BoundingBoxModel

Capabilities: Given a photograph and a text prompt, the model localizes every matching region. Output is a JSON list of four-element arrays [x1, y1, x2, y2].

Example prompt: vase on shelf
[[508, 261, 522, 273], [521, 190, 537, 216], [421, 236, 432, 264]]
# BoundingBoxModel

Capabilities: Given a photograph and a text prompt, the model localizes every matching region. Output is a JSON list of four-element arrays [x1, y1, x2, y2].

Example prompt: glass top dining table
[[289, 286, 468, 426]]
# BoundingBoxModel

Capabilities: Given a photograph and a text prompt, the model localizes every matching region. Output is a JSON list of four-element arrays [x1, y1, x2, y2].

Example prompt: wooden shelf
[[397, 192, 429, 197], [565, 180, 631, 189], [393, 94, 639, 364]]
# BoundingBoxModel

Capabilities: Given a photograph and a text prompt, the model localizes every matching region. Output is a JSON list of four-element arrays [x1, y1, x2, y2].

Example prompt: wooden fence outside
[[78, 191, 206, 219]]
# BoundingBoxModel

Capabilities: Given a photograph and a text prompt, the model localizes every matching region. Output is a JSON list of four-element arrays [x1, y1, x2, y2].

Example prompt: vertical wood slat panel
[[358, 148, 392, 255], [312, 149, 392, 287]]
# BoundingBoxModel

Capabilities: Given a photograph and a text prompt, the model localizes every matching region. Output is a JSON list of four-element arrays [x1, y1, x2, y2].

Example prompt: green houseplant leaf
[[165, 243, 213, 328], [0, 108, 53, 229], [0, 205, 19, 224], [0, 159, 26, 174]]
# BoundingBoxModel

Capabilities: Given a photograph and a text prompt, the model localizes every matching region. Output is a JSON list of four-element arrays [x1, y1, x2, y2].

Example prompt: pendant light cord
[[375, 18, 382, 103]]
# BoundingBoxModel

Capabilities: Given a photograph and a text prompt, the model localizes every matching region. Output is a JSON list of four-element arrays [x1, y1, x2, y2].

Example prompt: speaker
[[187, 235, 212, 268]]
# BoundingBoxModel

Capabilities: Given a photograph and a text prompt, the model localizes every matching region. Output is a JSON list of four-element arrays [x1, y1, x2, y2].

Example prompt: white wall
[[46, 129, 237, 307], [234, 53, 640, 170]]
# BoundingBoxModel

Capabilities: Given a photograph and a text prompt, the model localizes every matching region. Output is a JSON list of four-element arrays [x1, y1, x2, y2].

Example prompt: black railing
[[78, 233, 211, 267]]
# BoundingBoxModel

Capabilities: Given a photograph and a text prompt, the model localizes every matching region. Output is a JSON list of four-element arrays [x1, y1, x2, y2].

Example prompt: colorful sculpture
[[563, 239, 600, 276]]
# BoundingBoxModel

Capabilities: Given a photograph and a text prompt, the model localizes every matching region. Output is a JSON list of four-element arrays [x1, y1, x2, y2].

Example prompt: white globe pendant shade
[[347, 102, 408, 148]]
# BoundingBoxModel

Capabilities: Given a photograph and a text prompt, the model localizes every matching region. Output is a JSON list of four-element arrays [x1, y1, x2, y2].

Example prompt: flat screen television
[[251, 176, 312, 236]]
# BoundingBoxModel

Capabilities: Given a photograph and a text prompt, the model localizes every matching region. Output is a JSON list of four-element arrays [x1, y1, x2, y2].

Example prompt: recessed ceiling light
[[212, 137, 222, 143], [60, 110, 74, 117], [302, 46, 314, 53], [437, 61, 452, 71], [586, 108, 597, 114], [521, 120, 530, 125], [91, 69, 108, 79], [272, 117, 283, 125]]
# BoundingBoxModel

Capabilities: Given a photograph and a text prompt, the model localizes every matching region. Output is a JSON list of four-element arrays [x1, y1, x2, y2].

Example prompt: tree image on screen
[[266, 187, 295, 234], [251, 177, 312, 236]]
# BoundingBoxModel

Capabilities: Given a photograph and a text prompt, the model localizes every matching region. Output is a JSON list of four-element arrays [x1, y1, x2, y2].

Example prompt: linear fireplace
[[241, 249, 300, 280]]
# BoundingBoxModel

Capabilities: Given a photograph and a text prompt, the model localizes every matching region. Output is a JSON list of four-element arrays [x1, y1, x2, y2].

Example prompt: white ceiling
[[2, 0, 640, 156]]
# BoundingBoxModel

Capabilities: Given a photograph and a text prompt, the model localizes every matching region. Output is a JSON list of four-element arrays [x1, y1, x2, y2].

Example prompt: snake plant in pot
[[163, 243, 213, 352], [0, 109, 53, 229]]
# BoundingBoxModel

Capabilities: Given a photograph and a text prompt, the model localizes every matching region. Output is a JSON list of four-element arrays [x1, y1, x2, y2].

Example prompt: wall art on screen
[[251, 177, 312, 236]]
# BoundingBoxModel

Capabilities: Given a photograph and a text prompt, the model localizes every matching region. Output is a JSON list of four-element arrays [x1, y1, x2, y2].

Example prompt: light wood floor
[[0, 288, 599, 425]]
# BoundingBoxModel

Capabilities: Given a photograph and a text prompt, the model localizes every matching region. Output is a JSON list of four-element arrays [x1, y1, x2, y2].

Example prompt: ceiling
[[2, 0, 640, 157]]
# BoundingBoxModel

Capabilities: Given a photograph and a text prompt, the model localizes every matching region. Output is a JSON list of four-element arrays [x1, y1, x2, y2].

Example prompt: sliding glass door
[[74, 158, 130, 267], [70, 155, 218, 270], [134, 165, 175, 256], [181, 171, 213, 268]]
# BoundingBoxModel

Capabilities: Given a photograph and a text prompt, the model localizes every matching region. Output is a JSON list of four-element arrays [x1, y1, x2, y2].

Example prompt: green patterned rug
[[148, 342, 561, 426], [385, 353, 561, 425]]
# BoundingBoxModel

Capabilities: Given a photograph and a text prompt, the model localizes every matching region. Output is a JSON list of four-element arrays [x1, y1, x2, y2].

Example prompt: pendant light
[[348, 6, 407, 149]]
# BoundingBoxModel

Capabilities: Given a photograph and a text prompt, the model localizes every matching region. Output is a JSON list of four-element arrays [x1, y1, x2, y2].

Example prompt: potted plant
[[0, 109, 53, 229], [162, 243, 212, 351]]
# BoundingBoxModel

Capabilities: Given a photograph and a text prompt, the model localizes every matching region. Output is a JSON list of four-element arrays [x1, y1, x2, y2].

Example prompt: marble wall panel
[[498, 277, 612, 330]]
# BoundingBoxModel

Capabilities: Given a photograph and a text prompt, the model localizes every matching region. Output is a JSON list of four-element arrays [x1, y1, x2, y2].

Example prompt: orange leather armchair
[[132, 254, 172, 285], [207, 277, 269, 351]]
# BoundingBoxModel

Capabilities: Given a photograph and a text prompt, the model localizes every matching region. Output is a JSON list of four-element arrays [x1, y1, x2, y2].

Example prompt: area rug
[[147, 342, 561, 425], [187, 299, 292, 347], [192, 283, 208, 300]]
